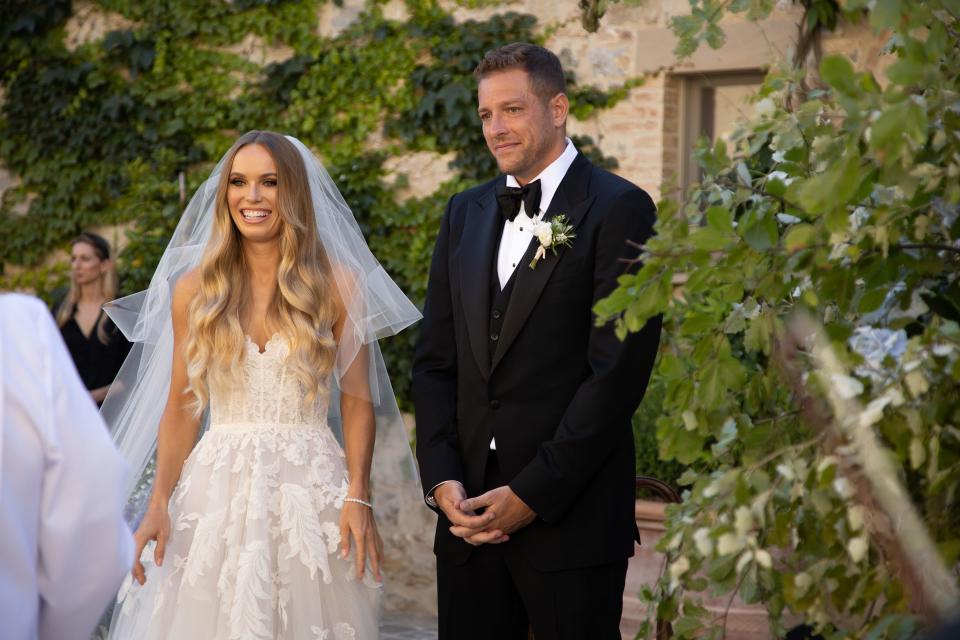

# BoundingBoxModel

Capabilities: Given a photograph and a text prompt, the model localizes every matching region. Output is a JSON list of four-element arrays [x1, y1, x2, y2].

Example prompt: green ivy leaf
[[793, 148, 862, 220], [706, 205, 734, 233], [659, 420, 707, 465], [674, 616, 703, 635], [869, 0, 903, 31], [744, 314, 772, 355], [784, 223, 816, 252], [820, 54, 857, 96], [740, 210, 778, 252], [660, 352, 687, 380], [681, 311, 717, 335], [886, 57, 929, 86], [699, 360, 724, 407], [690, 226, 731, 251], [858, 288, 889, 313]]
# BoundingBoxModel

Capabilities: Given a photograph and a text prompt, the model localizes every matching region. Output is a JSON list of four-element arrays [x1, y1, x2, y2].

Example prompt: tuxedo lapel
[[491, 154, 596, 372], [459, 181, 502, 381]]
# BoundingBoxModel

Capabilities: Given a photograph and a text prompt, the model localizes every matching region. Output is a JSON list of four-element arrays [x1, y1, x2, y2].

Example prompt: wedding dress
[[107, 331, 380, 640]]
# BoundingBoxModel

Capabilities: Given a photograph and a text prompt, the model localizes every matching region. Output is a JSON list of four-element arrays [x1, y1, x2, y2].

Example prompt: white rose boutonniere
[[529, 215, 576, 269]]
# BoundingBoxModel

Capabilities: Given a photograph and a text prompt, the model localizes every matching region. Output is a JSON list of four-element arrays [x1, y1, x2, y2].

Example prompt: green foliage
[[634, 376, 686, 484], [576, 0, 647, 33], [0, 0, 628, 412], [596, 0, 960, 637], [667, 0, 849, 58]]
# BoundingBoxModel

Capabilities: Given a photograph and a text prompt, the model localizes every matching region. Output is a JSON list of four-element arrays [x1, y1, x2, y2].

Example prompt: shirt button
[[490, 332, 499, 341], [489, 399, 501, 410], [492, 310, 502, 320]]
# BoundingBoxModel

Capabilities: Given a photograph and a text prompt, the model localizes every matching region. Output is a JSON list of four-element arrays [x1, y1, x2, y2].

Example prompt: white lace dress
[[108, 334, 381, 640]]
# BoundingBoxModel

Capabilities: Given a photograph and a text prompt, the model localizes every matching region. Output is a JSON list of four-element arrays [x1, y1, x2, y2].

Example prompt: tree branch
[[748, 432, 825, 472], [712, 569, 747, 640], [773, 315, 960, 623], [896, 243, 960, 255]]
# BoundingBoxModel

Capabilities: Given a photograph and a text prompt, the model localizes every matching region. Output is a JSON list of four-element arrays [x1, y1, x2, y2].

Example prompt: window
[[678, 71, 766, 193]]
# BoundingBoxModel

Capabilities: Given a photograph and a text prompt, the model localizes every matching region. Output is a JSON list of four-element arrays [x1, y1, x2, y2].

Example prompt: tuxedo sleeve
[[412, 198, 464, 506], [509, 187, 662, 524]]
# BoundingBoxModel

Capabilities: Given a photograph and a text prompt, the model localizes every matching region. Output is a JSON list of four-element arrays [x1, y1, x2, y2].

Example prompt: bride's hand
[[132, 502, 171, 585], [339, 500, 383, 582]]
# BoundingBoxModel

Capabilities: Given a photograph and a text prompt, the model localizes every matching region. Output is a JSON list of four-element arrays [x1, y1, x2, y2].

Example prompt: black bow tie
[[496, 180, 542, 222]]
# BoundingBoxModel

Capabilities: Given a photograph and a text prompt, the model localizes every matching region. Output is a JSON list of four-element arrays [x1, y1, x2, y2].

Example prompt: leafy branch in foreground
[[595, 0, 960, 637]]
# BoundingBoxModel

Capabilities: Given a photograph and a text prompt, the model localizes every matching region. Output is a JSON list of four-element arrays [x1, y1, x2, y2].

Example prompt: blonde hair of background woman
[[185, 131, 338, 411], [55, 232, 119, 345]]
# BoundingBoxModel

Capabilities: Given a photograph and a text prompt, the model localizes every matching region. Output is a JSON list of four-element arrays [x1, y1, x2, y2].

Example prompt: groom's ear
[[549, 92, 569, 128]]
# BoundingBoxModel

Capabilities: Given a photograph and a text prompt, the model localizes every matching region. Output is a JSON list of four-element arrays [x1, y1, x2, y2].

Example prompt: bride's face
[[227, 144, 282, 243]]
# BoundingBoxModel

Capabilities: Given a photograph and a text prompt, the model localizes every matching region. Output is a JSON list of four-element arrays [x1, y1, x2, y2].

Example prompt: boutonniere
[[529, 215, 576, 269]]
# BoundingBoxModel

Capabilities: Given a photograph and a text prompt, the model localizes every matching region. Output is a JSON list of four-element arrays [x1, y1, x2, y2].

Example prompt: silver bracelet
[[344, 497, 373, 509]]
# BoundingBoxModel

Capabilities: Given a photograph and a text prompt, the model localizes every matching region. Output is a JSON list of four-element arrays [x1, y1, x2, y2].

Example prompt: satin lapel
[[459, 183, 502, 381], [491, 154, 596, 372]]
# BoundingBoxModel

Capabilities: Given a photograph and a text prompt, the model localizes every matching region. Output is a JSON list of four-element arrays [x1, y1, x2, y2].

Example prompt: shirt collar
[[505, 138, 578, 217]]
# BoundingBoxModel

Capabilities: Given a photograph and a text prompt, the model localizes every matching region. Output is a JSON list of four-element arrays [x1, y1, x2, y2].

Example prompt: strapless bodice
[[208, 333, 330, 429]]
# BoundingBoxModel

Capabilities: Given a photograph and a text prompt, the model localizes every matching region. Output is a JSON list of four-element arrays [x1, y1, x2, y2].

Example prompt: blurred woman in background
[[54, 232, 130, 406]]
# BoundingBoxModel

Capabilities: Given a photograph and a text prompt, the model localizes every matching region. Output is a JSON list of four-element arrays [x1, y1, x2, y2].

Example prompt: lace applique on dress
[[108, 333, 381, 640]]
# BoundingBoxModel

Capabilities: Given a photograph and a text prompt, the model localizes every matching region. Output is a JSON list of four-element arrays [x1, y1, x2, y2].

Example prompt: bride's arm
[[339, 348, 375, 505], [131, 271, 202, 585], [336, 339, 383, 582], [149, 272, 202, 505], [330, 267, 382, 582]]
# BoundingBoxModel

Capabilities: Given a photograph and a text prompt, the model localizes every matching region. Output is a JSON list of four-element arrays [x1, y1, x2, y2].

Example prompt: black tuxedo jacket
[[412, 153, 662, 571]]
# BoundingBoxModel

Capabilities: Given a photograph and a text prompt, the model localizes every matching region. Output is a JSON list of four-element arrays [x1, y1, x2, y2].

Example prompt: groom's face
[[477, 68, 567, 184]]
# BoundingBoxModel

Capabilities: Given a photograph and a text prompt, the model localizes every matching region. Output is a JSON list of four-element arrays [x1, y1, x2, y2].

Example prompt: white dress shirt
[[495, 138, 579, 289], [0, 294, 134, 640], [490, 138, 578, 450]]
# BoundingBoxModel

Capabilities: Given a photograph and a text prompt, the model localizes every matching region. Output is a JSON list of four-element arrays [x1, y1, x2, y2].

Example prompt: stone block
[[383, 151, 457, 202], [64, 0, 138, 51]]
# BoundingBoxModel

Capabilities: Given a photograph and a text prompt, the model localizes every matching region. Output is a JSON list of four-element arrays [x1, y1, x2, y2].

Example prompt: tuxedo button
[[490, 332, 499, 341], [489, 399, 501, 410], [492, 310, 502, 320]]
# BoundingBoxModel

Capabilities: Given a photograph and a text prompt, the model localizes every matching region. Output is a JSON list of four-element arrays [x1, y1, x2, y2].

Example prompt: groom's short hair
[[474, 43, 566, 102]]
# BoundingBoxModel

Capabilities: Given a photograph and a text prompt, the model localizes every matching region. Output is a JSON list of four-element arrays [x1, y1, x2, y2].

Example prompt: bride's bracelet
[[344, 497, 373, 509]]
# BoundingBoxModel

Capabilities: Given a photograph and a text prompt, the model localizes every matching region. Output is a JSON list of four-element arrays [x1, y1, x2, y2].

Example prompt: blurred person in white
[[0, 293, 134, 640]]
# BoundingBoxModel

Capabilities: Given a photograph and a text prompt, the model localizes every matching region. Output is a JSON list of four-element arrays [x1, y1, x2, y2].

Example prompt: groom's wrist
[[425, 480, 460, 507]]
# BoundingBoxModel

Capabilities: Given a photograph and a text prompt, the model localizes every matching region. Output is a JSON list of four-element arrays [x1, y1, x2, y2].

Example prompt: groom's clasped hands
[[434, 481, 537, 546]]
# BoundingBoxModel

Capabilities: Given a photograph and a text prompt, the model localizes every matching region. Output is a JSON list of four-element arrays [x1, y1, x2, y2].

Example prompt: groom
[[413, 43, 661, 638]]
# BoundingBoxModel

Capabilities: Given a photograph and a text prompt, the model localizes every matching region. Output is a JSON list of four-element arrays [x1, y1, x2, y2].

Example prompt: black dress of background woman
[[54, 232, 131, 407]]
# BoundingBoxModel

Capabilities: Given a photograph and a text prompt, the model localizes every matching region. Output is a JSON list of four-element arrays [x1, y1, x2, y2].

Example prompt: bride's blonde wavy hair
[[185, 131, 339, 411]]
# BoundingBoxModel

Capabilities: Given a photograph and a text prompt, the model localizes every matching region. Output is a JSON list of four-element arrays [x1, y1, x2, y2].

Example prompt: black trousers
[[436, 453, 627, 640]]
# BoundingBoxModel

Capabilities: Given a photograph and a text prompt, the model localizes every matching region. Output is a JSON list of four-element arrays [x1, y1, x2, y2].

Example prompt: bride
[[103, 131, 421, 639]]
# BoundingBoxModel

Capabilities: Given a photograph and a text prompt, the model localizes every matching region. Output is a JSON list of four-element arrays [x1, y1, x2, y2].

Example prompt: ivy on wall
[[0, 0, 631, 415]]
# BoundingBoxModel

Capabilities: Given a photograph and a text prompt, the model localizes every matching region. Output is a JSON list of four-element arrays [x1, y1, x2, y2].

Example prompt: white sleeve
[[34, 306, 135, 640]]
